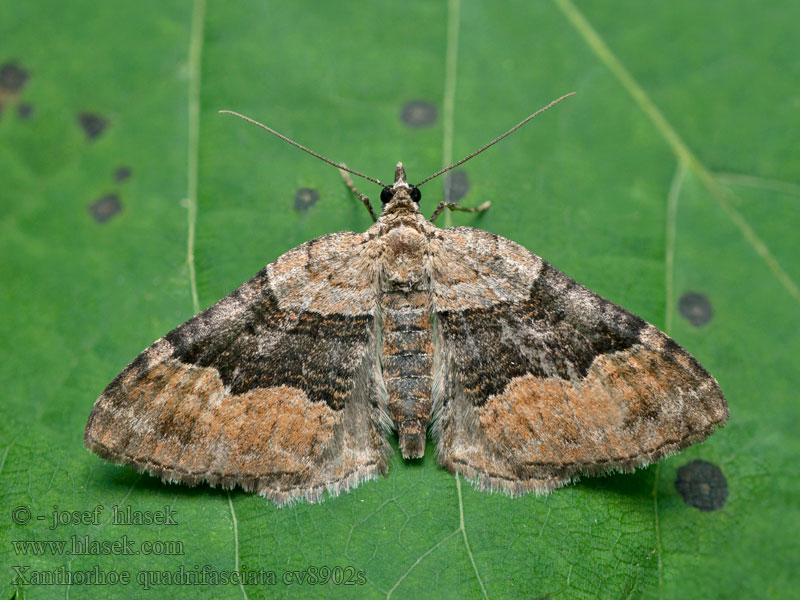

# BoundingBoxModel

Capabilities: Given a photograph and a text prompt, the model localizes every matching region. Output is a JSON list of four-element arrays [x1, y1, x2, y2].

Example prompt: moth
[[85, 94, 728, 505]]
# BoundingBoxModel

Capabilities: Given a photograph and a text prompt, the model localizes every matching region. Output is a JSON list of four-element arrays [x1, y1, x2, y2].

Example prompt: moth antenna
[[414, 92, 576, 188], [219, 110, 387, 188]]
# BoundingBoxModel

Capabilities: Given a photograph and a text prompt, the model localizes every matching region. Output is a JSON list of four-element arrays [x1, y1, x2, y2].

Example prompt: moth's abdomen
[[381, 290, 433, 458]]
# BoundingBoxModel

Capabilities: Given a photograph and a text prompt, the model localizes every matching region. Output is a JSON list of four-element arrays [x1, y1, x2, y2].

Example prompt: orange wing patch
[[478, 344, 727, 471], [86, 359, 340, 480]]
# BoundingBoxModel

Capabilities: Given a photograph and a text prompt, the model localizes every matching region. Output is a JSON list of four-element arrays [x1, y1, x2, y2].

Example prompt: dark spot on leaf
[[294, 187, 319, 212], [89, 193, 122, 223], [16, 103, 33, 119], [114, 166, 132, 183], [400, 101, 437, 128], [78, 112, 108, 140], [445, 170, 470, 203], [675, 459, 727, 512], [678, 292, 713, 327], [0, 62, 29, 93]]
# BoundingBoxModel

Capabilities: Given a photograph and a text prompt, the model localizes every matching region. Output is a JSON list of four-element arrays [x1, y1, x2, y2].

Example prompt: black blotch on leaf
[[16, 103, 33, 119], [294, 187, 319, 212], [445, 170, 470, 203], [678, 292, 713, 327], [78, 112, 108, 140], [400, 101, 437, 128], [89, 193, 122, 223], [0, 62, 29, 92], [675, 459, 727, 512], [114, 166, 132, 183]]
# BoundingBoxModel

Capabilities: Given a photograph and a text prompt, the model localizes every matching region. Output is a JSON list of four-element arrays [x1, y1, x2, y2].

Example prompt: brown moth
[[85, 94, 728, 505]]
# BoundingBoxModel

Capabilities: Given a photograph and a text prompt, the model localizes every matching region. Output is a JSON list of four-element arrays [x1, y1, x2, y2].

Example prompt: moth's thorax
[[375, 162, 430, 290], [381, 197, 419, 217], [380, 226, 427, 290]]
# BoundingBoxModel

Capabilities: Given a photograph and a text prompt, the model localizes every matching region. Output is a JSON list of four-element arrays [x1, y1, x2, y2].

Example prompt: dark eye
[[380, 188, 393, 203], [410, 187, 421, 202]]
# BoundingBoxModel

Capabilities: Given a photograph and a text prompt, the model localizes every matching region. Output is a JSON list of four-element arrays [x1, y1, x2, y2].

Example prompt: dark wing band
[[86, 232, 390, 505], [429, 227, 728, 496]]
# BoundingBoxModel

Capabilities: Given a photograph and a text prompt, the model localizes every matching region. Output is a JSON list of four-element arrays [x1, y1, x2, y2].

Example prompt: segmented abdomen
[[381, 290, 433, 458]]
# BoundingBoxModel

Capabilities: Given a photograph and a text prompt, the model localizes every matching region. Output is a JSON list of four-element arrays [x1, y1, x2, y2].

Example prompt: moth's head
[[380, 163, 422, 214]]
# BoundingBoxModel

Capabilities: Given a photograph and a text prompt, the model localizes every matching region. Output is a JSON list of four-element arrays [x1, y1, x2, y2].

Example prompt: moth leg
[[430, 200, 491, 224], [339, 166, 377, 222]]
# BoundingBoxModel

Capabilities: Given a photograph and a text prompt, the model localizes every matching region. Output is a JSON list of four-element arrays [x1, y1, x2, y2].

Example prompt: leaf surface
[[2, 1, 798, 598]]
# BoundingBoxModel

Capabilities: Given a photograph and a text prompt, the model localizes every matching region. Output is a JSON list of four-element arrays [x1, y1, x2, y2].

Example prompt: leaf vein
[[665, 161, 686, 334], [553, 0, 800, 305], [228, 492, 248, 600], [716, 172, 800, 197], [457, 475, 488, 599], [186, 0, 206, 314], [386, 529, 460, 599], [441, 0, 461, 228]]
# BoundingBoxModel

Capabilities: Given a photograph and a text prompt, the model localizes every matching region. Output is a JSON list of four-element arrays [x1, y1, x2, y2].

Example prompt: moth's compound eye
[[410, 188, 421, 202], [380, 188, 394, 204]]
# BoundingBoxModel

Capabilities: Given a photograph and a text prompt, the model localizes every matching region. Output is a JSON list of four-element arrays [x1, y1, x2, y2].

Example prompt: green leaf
[[2, 1, 798, 598]]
